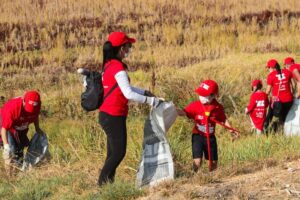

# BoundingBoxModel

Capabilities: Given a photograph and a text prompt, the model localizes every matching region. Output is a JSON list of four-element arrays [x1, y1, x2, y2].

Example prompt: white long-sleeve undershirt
[[115, 71, 154, 105]]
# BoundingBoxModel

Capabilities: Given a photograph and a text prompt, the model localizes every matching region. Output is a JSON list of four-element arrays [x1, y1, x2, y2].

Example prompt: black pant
[[98, 112, 127, 185], [264, 101, 293, 131], [192, 134, 218, 161]]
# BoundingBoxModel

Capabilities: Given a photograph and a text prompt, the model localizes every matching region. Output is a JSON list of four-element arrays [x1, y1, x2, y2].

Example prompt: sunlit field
[[1, 0, 300, 199]]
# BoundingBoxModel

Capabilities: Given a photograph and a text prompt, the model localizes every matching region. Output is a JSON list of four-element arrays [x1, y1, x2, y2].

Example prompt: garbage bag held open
[[136, 101, 177, 187], [22, 132, 49, 171]]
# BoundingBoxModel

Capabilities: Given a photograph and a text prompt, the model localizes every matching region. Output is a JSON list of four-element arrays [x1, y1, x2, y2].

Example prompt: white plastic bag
[[136, 102, 177, 187], [152, 102, 178, 133], [284, 99, 300, 136]]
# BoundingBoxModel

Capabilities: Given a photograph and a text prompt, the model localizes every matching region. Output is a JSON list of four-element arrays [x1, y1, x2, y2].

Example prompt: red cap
[[23, 91, 41, 113], [195, 80, 219, 97], [251, 79, 262, 87], [266, 59, 278, 68], [284, 57, 294, 65], [108, 32, 136, 47]]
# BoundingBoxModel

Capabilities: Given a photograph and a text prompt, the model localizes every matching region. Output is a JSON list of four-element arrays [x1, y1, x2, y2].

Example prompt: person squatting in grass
[[284, 57, 300, 98], [245, 80, 269, 136], [177, 80, 240, 172], [98, 32, 162, 186], [264, 59, 293, 132], [0, 91, 45, 174]]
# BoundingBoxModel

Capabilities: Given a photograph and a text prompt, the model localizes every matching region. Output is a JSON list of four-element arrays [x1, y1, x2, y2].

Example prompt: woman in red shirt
[[264, 59, 293, 131], [284, 57, 300, 98], [245, 80, 269, 135], [98, 32, 161, 185]]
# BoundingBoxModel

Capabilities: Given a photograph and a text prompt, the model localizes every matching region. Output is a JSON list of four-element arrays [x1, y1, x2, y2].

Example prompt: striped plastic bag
[[136, 102, 177, 187]]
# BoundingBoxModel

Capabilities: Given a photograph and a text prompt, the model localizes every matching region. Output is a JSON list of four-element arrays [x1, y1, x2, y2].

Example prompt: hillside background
[[1, 0, 300, 199]]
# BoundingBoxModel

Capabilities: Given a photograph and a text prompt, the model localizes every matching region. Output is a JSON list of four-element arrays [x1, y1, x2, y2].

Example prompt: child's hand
[[176, 108, 186, 116], [230, 130, 240, 140], [244, 108, 248, 114]]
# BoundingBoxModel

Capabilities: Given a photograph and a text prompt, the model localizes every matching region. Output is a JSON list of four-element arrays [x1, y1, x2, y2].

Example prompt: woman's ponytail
[[102, 41, 120, 71], [275, 63, 282, 78]]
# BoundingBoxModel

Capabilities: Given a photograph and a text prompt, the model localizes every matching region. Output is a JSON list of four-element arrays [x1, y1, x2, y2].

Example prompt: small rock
[[287, 168, 295, 173]]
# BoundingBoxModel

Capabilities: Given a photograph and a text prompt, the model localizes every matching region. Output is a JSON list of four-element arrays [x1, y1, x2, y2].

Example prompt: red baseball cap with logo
[[251, 79, 262, 87], [195, 80, 219, 97], [108, 32, 136, 47], [266, 59, 278, 68], [23, 91, 41, 113], [284, 57, 295, 65]]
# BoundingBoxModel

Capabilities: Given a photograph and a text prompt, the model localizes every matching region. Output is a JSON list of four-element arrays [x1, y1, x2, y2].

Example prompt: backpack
[[80, 65, 117, 111]]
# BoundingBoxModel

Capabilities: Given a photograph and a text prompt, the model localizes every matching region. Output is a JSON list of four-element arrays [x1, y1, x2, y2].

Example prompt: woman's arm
[[34, 118, 45, 135], [176, 108, 186, 117], [1, 127, 11, 160], [292, 70, 300, 98], [290, 79, 296, 94], [115, 71, 158, 106], [130, 86, 145, 95], [1, 127, 8, 145], [266, 85, 272, 95]]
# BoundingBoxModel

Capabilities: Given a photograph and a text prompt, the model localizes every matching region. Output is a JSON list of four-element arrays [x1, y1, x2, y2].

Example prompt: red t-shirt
[[0, 97, 39, 143], [289, 64, 300, 81], [100, 59, 129, 116], [267, 69, 293, 103], [184, 99, 226, 135], [247, 91, 269, 131]]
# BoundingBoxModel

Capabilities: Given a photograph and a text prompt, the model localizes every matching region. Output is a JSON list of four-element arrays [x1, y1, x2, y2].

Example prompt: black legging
[[98, 111, 127, 185], [264, 101, 293, 131]]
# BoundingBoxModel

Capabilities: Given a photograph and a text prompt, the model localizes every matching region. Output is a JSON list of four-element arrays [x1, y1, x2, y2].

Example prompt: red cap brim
[[127, 37, 136, 43], [24, 101, 41, 113], [195, 88, 210, 97]]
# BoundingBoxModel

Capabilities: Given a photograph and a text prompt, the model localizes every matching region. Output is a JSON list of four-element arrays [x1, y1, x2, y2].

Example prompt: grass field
[[1, 0, 300, 199]]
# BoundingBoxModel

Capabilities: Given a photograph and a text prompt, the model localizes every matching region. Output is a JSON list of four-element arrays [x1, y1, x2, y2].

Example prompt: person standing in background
[[245, 80, 269, 135], [284, 57, 300, 98], [264, 59, 293, 132]]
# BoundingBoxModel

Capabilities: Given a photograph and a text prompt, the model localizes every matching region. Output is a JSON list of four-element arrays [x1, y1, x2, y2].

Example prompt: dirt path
[[139, 160, 300, 200]]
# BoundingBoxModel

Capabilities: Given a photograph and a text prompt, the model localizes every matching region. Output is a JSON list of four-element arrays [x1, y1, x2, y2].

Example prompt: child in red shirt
[[245, 80, 269, 135], [177, 80, 239, 172]]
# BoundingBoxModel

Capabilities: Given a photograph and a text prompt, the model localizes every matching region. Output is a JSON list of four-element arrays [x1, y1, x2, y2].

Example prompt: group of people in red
[[245, 57, 300, 135], [0, 31, 299, 186]]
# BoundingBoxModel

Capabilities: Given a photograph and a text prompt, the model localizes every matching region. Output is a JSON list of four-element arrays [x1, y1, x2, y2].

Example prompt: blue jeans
[[7, 131, 25, 165]]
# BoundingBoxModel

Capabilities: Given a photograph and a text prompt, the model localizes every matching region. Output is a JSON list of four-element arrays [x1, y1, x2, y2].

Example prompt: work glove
[[144, 90, 155, 97], [146, 97, 164, 108], [2, 144, 11, 160]]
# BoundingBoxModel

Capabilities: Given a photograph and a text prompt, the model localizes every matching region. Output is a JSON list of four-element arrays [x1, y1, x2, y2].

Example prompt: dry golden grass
[[1, 1, 300, 199]]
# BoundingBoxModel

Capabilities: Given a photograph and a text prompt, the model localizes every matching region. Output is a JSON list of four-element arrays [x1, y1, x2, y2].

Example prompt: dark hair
[[252, 82, 262, 92], [102, 41, 128, 71], [102, 41, 121, 70], [275, 63, 282, 78]]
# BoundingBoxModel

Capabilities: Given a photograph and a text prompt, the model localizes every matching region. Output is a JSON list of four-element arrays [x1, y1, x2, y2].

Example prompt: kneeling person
[[0, 91, 45, 172]]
